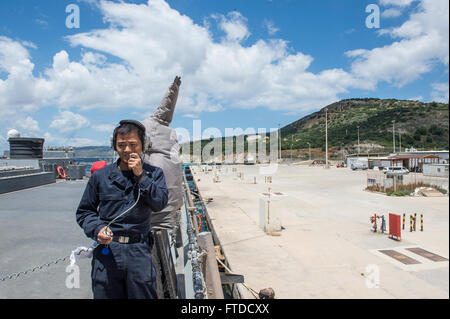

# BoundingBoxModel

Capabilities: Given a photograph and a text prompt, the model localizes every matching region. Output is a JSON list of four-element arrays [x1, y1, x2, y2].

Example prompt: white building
[[423, 164, 449, 177]]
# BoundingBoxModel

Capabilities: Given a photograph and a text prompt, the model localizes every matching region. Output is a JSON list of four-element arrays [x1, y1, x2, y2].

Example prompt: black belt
[[112, 233, 148, 244]]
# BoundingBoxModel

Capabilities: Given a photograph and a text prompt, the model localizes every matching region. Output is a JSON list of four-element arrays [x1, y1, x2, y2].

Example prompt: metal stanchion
[[421, 214, 423, 232], [402, 213, 405, 230]]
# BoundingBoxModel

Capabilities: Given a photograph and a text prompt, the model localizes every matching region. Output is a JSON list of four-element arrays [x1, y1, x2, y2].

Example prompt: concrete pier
[[192, 164, 449, 298]]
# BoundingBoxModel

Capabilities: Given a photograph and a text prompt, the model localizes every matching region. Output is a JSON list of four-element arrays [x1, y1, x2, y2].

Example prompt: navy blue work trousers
[[91, 241, 157, 299]]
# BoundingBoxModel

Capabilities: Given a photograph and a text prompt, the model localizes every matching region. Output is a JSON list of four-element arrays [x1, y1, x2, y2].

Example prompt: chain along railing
[[0, 247, 91, 282]]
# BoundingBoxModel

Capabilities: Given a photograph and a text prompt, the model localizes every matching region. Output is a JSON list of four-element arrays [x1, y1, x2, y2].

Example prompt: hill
[[181, 98, 448, 160], [280, 98, 449, 155]]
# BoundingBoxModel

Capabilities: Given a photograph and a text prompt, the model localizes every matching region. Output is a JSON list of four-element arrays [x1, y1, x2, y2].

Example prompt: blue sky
[[0, 0, 448, 152]]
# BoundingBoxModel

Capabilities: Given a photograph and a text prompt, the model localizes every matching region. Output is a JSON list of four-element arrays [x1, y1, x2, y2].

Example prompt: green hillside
[[181, 98, 448, 159], [280, 98, 449, 154]]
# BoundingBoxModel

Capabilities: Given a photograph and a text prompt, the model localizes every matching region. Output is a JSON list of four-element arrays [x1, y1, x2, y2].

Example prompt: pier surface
[[193, 164, 449, 298]]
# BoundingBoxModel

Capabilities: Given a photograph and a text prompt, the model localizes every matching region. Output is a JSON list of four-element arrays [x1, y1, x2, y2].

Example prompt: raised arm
[[151, 76, 181, 126]]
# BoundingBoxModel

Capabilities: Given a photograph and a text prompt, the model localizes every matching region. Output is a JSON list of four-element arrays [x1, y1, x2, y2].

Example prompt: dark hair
[[112, 120, 146, 151]]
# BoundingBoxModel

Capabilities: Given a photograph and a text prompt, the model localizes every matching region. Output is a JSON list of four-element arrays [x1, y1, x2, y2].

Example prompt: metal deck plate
[[378, 250, 421, 265], [405, 248, 448, 262]]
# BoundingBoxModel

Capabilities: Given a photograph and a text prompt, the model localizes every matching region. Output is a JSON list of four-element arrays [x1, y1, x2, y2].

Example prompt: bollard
[[410, 215, 413, 232], [402, 213, 405, 230], [421, 214, 423, 232], [414, 213, 417, 231], [381, 215, 386, 233]]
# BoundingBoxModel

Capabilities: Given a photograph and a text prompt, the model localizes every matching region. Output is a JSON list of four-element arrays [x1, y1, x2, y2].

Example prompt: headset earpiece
[[112, 120, 150, 153]]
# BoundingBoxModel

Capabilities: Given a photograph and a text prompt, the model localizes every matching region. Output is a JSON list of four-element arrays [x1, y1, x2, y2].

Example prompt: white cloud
[[0, 0, 448, 128], [431, 82, 449, 102], [43, 132, 104, 147], [182, 113, 200, 119], [92, 123, 115, 132], [50, 110, 90, 134], [347, 0, 449, 88], [379, 0, 415, 7], [263, 19, 279, 35], [15, 116, 40, 134], [62, 0, 361, 114], [216, 11, 251, 43], [382, 8, 403, 18], [0, 36, 42, 114]]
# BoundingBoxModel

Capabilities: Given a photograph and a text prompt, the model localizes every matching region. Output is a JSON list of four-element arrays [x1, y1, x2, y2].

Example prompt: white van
[[383, 166, 409, 175], [351, 162, 368, 170]]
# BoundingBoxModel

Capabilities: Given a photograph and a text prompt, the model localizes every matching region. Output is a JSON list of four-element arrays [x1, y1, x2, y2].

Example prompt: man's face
[[115, 131, 143, 164]]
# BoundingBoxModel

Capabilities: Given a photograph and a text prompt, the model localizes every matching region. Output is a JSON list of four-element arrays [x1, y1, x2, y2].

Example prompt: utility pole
[[357, 125, 360, 158], [325, 108, 329, 168], [290, 135, 293, 160], [399, 132, 402, 153], [392, 120, 396, 154], [278, 123, 281, 162]]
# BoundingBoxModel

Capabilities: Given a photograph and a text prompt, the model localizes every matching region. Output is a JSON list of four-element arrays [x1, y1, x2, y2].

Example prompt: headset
[[103, 120, 149, 243], [111, 119, 151, 153]]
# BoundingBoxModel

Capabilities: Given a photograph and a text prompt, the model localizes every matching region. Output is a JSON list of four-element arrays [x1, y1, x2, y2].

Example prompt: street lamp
[[357, 125, 360, 158], [278, 123, 281, 162], [392, 120, 396, 154], [325, 108, 329, 168], [290, 136, 293, 160]]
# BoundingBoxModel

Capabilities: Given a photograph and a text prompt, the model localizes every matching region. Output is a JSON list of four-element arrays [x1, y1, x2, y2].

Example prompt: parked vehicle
[[383, 166, 409, 175], [244, 154, 256, 165], [351, 162, 368, 170]]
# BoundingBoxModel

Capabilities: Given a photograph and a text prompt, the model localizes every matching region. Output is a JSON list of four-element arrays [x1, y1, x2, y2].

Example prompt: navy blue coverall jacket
[[76, 160, 168, 299]]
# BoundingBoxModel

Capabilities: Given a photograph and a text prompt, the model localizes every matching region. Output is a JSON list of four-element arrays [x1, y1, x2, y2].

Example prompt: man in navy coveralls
[[76, 120, 168, 299]]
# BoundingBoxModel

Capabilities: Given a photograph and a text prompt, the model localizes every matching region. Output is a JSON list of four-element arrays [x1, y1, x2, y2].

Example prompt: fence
[[366, 170, 449, 194]]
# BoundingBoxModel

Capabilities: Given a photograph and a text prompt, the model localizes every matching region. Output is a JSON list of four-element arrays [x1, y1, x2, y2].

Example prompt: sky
[[0, 0, 448, 152]]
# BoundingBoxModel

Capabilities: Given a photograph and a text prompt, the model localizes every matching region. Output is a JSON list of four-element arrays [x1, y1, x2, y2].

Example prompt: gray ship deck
[[0, 179, 93, 298], [0, 176, 222, 299]]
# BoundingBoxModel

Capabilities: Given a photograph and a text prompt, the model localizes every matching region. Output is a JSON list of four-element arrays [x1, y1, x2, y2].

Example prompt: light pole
[[278, 123, 281, 162], [399, 131, 402, 153], [392, 120, 396, 154], [290, 135, 293, 160], [357, 125, 360, 158], [325, 109, 328, 168]]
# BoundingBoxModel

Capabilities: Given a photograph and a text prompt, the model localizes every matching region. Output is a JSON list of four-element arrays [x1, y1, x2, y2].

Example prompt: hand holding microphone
[[128, 153, 144, 179], [98, 226, 113, 245]]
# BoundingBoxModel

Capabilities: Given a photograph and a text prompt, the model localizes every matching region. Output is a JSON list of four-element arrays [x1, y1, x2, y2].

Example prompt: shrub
[[387, 190, 411, 196]]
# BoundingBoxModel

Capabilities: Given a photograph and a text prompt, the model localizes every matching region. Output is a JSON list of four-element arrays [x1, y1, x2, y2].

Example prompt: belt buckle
[[118, 236, 129, 244]]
